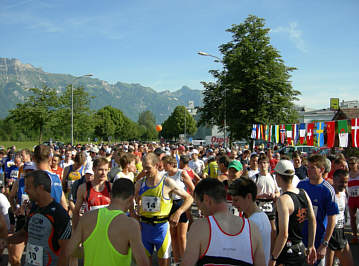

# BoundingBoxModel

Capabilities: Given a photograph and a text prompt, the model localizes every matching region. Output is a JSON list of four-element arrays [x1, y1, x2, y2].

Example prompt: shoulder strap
[[106, 181, 111, 193], [255, 173, 259, 183]]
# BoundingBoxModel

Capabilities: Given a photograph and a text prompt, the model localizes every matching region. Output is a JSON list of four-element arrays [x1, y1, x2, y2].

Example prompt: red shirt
[[51, 167, 63, 181]]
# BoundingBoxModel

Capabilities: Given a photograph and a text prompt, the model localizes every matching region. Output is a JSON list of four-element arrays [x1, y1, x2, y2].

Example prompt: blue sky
[[1, 0, 358, 109]]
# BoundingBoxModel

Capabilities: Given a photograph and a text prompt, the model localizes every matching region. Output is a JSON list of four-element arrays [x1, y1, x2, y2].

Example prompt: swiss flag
[[351, 118, 359, 148], [326, 121, 335, 148], [307, 123, 314, 146]]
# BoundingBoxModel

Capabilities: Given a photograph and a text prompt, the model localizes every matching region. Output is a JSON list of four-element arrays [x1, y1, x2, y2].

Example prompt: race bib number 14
[[142, 196, 161, 212]]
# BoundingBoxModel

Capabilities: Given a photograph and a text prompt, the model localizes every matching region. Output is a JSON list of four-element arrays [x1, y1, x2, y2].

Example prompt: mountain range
[[0, 58, 203, 123]]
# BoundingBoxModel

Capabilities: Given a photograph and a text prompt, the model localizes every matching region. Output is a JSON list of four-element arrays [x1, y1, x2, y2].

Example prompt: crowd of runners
[[0, 141, 357, 265]]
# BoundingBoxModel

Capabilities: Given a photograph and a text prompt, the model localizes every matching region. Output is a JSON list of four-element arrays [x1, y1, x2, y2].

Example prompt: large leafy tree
[[138, 110, 157, 140], [162, 106, 197, 140], [198, 15, 300, 140], [8, 86, 60, 143]]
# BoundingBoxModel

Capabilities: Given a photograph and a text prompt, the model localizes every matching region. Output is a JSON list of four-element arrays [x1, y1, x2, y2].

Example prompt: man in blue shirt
[[298, 154, 338, 265]]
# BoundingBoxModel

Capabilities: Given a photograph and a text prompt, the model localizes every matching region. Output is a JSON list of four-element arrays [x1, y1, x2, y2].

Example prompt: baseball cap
[[178, 145, 185, 152], [85, 168, 94, 175], [274, 160, 295, 176], [208, 148, 214, 153], [90, 147, 99, 153], [228, 160, 243, 172], [192, 149, 199, 155], [23, 162, 37, 171], [154, 147, 165, 156]]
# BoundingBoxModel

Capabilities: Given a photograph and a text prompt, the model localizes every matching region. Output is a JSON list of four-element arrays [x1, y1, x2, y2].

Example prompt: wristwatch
[[271, 254, 277, 261], [322, 241, 329, 247]]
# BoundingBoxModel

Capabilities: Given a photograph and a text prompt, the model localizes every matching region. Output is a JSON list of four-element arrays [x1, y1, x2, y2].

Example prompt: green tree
[[94, 106, 125, 140], [162, 106, 197, 140], [8, 86, 60, 143], [138, 110, 157, 140], [55, 85, 95, 142], [198, 15, 300, 140]]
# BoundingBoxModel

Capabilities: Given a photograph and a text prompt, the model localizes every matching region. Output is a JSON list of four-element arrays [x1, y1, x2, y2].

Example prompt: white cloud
[[272, 22, 307, 53]]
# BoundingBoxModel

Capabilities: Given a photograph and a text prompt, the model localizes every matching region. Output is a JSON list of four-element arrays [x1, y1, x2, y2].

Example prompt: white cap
[[85, 168, 94, 175], [274, 160, 295, 176], [192, 149, 199, 155], [90, 146, 99, 153]]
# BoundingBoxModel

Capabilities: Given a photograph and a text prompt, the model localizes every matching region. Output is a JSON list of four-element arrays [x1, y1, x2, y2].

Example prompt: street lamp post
[[71, 74, 93, 146], [198, 51, 227, 148]]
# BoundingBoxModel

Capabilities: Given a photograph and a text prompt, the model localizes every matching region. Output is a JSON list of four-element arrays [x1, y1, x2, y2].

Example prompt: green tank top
[[83, 208, 132, 266]]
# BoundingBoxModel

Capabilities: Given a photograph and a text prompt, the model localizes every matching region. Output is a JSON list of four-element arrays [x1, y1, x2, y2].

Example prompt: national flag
[[264, 125, 269, 141], [351, 118, 359, 148], [280, 125, 286, 144], [286, 124, 293, 145], [251, 124, 257, 139], [307, 123, 314, 146], [315, 122, 324, 147], [337, 120, 349, 148], [325, 121, 336, 148], [268, 125, 272, 142], [275, 125, 280, 144], [293, 124, 299, 145], [299, 123, 306, 144], [261, 125, 264, 140]]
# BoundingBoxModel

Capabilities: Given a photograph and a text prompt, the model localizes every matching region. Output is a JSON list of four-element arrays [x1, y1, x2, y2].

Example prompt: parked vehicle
[[279, 145, 319, 157]]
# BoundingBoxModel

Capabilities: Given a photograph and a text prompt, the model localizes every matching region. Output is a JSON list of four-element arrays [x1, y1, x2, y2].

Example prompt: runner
[[135, 153, 193, 266], [325, 169, 354, 266], [229, 178, 271, 264], [223, 160, 243, 216], [8, 170, 71, 266], [60, 149, 74, 169], [162, 155, 194, 264], [6, 153, 22, 195], [188, 149, 204, 178], [293, 151, 307, 180], [297, 154, 339, 265], [348, 156, 359, 244], [51, 154, 64, 181], [33, 144, 67, 209], [66, 178, 149, 266], [114, 152, 137, 182], [8, 162, 35, 266], [73, 157, 111, 228], [217, 155, 229, 182], [252, 155, 280, 250], [271, 160, 317, 266], [245, 153, 259, 179], [181, 178, 265, 266]]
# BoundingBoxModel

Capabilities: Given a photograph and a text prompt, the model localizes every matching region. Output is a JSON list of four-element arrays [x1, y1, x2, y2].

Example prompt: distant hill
[[0, 58, 203, 123]]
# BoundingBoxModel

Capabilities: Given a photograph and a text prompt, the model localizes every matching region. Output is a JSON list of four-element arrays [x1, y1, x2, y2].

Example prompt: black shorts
[[170, 199, 188, 223], [328, 227, 347, 251], [277, 241, 306, 266]]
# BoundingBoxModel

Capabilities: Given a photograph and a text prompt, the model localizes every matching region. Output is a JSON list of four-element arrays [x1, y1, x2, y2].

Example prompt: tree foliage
[[8, 86, 60, 143], [138, 110, 157, 140], [198, 15, 300, 140], [162, 106, 197, 140]]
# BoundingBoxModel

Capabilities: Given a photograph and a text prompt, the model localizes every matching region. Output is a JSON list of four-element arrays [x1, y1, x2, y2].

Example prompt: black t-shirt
[[25, 200, 71, 265], [295, 165, 307, 180]]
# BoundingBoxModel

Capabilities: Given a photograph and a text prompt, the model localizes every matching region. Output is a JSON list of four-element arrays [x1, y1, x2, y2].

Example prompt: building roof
[[333, 108, 359, 120]]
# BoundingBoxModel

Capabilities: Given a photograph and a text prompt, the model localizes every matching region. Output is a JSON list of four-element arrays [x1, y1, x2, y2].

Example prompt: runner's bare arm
[[128, 218, 149, 266], [8, 179, 18, 212], [271, 196, 290, 264], [304, 191, 317, 264], [65, 217, 83, 259], [182, 171, 195, 194], [62, 166, 69, 191], [72, 183, 86, 229], [180, 219, 204, 266], [134, 180, 142, 216], [249, 220, 266, 266], [57, 239, 69, 266], [60, 191, 68, 211], [165, 177, 193, 225], [7, 228, 26, 244]]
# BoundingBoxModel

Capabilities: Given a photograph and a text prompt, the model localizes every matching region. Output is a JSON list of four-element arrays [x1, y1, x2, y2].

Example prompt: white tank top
[[335, 191, 346, 228], [166, 169, 185, 200], [197, 215, 254, 266]]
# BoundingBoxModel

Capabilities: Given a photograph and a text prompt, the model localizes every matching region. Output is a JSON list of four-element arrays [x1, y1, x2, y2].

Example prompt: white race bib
[[10, 170, 19, 179], [67, 180, 75, 190], [349, 187, 359, 197], [89, 204, 109, 211], [142, 196, 161, 212], [26, 243, 43, 266]]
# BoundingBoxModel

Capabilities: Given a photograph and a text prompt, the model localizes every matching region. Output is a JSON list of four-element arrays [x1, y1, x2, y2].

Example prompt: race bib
[[258, 201, 273, 213], [10, 170, 19, 179], [26, 243, 43, 266], [89, 204, 109, 211], [142, 196, 161, 212], [348, 187, 359, 197], [67, 180, 75, 190], [227, 202, 240, 216]]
